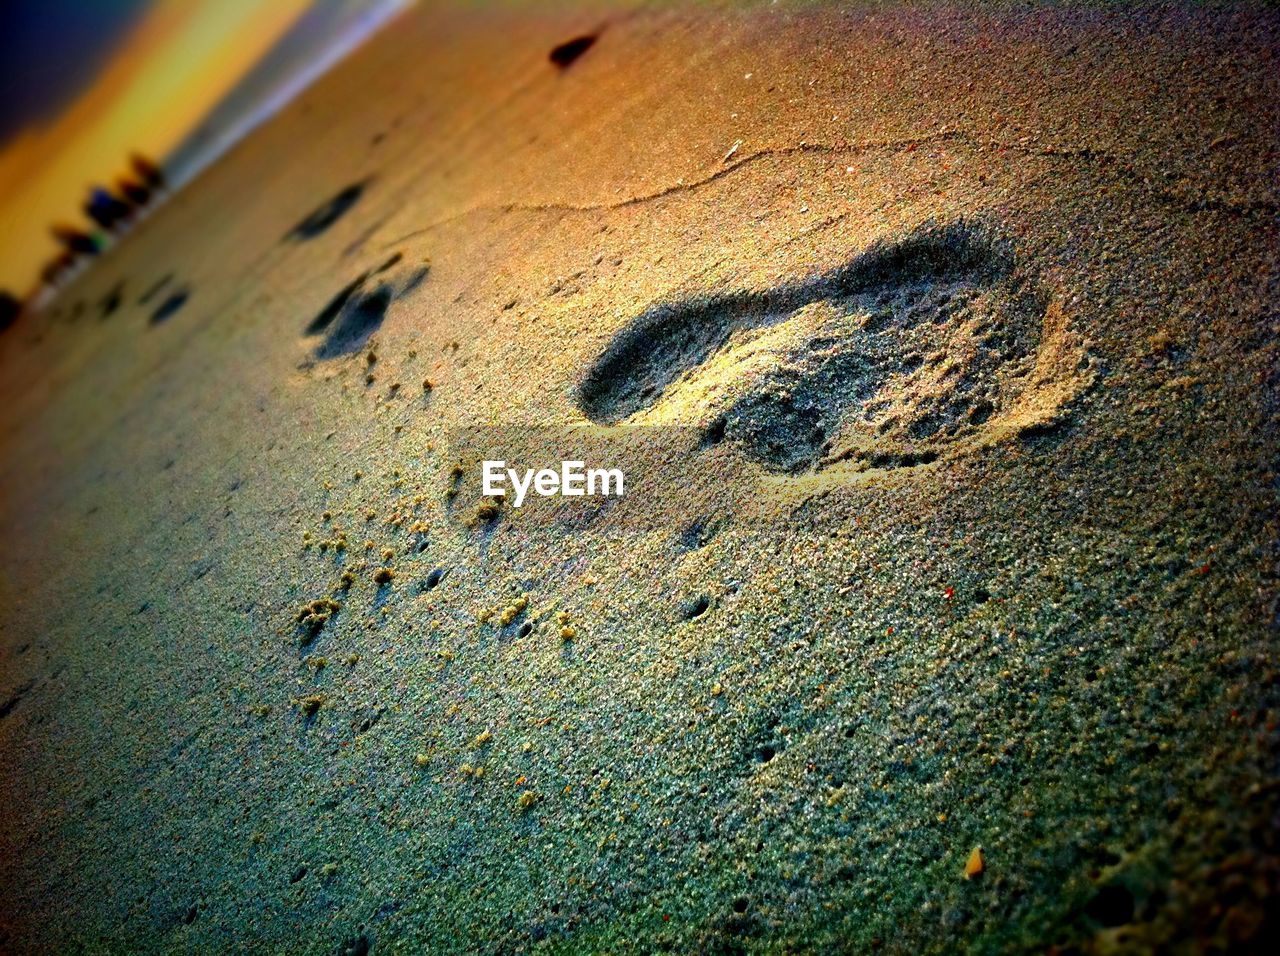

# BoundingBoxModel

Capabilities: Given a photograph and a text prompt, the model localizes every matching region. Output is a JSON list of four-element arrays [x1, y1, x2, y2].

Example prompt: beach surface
[[1, 2, 1278, 952]]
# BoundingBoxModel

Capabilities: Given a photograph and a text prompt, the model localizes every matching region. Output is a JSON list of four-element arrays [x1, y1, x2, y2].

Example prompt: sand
[[1, 1, 1277, 952]]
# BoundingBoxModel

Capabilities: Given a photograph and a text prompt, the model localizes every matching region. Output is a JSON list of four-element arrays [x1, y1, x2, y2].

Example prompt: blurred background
[[0, 0, 406, 309]]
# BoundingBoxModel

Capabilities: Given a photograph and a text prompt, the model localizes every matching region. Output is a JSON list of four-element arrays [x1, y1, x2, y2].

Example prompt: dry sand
[[1, 1, 1278, 952]]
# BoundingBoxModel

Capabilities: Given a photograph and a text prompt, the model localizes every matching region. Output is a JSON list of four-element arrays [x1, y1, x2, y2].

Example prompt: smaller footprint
[[99, 281, 124, 318], [313, 285, 392, 359], [150, 288, 191, 325], [550, 33, 598, 68], [304, 253, 430, 360], [284, 180, 368, 242]]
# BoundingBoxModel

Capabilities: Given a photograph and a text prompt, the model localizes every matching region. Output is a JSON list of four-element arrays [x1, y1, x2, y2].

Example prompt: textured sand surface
[[1, 2, 1278, 952]]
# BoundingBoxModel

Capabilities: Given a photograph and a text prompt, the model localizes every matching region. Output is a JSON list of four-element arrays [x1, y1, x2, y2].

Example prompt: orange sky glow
[[0, 0, 312, 294]]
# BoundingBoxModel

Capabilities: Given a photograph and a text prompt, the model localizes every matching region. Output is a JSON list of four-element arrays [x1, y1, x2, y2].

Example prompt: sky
[[0, 0, 316, 294], [0, 1, 153, 147]]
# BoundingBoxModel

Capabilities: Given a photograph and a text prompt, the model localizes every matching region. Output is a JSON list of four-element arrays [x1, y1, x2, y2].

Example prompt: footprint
[[549, 33, 598, 68], [284, 180, 368, 242], [305, 272, 371, 336], [304, 253, 430, 360], [0, 678, 35, 721], [576, 221, 1087, 477], [99, 281, 124, 318], [313, 284, 392, 359], [150, 288, 191, 325]]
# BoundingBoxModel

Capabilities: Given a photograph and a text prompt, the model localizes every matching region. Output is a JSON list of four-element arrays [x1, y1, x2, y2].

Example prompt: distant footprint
[[304, 252, 430, 360], [284, 180, 368, 242], [313, 285, 393, 359], [576, 221, 1087, 476], [150, 287, 191, 325], [550, 33, 598, 69]]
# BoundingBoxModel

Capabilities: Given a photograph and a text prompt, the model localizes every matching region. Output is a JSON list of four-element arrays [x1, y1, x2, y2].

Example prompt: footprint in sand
[[549, 33, 598, 69], [576, 220, 1089, 478], [149, 287, 191, 325], [303, 252, 430, 360], [283, 180, 368, 243], [99, 280, 124, 319]]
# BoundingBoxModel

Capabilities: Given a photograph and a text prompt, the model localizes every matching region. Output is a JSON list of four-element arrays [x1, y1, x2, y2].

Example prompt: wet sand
[[1, 2, 1277, 952]]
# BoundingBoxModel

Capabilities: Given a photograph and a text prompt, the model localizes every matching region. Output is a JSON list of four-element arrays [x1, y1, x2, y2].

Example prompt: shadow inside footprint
[[285, 180, 367, 242], [306, 272, 370, 336], [150, 288, 190, 325], [550, 34, 598, 68], [577, 221, 1058, 474], [399, 264, 431, 296], [313, 285, 392, 359], [99, 281, 124, 318], [305, 254, 431, 361]]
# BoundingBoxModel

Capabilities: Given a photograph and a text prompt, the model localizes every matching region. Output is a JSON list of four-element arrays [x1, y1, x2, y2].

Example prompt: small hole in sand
[[1085, 885, 1134, 928], [680, 595, 710, 620]]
